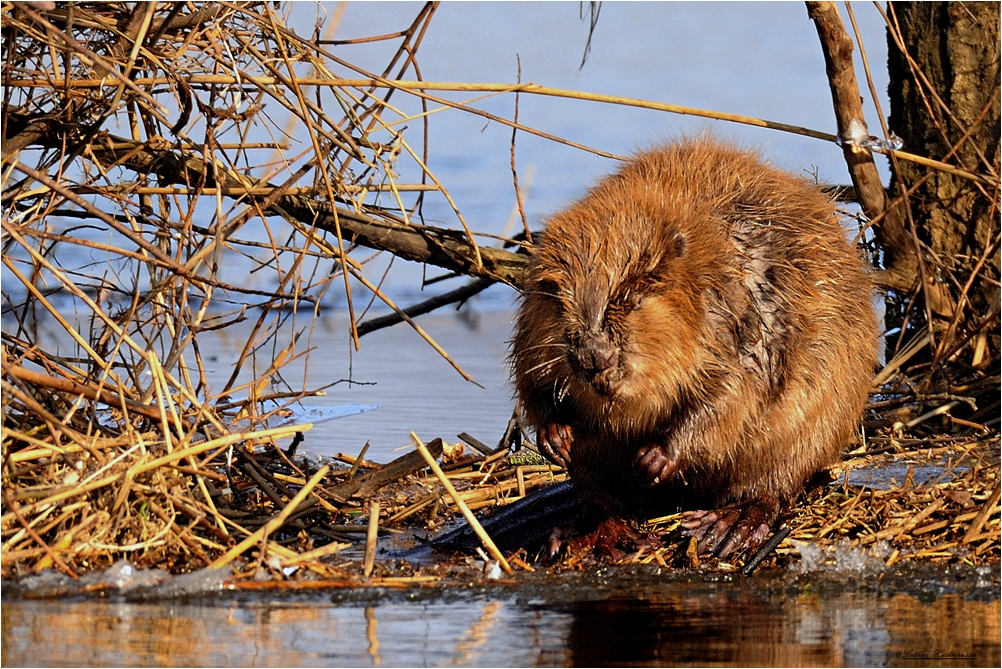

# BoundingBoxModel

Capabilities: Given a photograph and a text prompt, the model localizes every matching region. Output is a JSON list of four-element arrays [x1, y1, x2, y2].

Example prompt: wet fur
[[511, 139, 877, 519]]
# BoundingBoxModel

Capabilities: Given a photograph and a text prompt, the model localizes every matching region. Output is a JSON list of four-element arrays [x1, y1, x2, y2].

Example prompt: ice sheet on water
[[11, 568, 75, 597], [11, 560, 169, 597], [278, 403, 379, 426], [230, 402, 378, 432], [9, 561, 227, 598], [848, 460, 970, 490], [150, 567, 229, 597], [83, 559, 171, 590], [792, 539, 889, 574]]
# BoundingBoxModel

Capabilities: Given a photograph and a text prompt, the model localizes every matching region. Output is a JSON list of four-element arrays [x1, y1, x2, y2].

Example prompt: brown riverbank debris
[[2, 2, 997, 591], [2, 351, 998, 587]]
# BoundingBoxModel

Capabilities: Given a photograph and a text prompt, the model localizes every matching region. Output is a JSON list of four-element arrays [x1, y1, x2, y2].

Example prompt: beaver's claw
[[634, 443, 681, 487], [538, 423, 573, 468], [681, 495, 780, 559]]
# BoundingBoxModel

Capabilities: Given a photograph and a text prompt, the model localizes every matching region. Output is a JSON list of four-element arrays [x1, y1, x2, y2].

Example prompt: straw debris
[[2, 2, 997, 590]]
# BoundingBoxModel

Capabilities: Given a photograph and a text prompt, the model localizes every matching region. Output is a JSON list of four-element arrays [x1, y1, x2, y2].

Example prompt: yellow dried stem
[[208, 464, 329, 570]]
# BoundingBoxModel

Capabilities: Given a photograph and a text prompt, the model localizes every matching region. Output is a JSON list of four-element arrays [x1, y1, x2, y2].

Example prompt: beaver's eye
[[622, 293, 645, 314], [611, 291, 643, 315]]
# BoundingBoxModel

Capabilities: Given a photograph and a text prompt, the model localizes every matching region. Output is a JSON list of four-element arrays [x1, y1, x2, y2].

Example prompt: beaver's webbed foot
[[681, 495, 780, 559], [634, 443, 681, 487], [537, 423, 573, 468], [564, 516, 648, 562]]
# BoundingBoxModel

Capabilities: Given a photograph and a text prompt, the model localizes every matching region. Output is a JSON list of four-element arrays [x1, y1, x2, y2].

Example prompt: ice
[[975, 565, 994, 589], [278, 403, 379, 426], [7, 562, 227, 599], [792, 540, 826, 571], [792, 539, 887, 574], [231, 402, 379, 433], [836, 118, 904, 152], [8, 560, 169, 597], [9, 569, 75, 598], [150, 567, 229, 596], [84, 559, 171, 590]]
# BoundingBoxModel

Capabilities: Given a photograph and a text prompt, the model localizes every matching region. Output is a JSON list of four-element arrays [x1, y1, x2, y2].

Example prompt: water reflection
[[559, 593, 840, 666], [454, 600, 503, 665], [365, 606, 380, 666], [3, 587, 998, 667], [557, 592, 1000, 667]]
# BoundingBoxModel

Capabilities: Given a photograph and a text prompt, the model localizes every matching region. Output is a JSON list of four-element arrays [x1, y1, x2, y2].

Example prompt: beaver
[[511, 138, 877, 558]]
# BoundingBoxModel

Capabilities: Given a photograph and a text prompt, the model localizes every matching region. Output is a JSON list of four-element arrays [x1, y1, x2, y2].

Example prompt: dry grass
[[1, 0, 521, 581], [2, 2, 997, 588]]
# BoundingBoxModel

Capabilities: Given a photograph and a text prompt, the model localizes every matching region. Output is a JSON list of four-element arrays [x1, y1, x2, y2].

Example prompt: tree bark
[[886, 1, 1000, 371], [806, 2, 915, 294]]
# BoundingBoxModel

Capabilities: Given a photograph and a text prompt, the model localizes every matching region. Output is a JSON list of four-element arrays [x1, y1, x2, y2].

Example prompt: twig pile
[[1, 406, 567, 580], [2, 2, 998, 587], [1, 0, 528, 580]]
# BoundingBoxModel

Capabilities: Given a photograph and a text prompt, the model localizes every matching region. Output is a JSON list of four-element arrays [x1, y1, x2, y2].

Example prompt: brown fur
[[511, 139, 877, 520]]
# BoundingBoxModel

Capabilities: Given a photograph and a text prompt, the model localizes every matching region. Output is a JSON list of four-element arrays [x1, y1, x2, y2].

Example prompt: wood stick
[[357, 277, 495, 336], [411, 433, 512, 574], [282, 541, 352, 566], [806, 2, 897, 222], [858, 497, 946, 545], [363, 501, 380, 578], [326, 438, 443, 501], [4, 363, 162, 421], [348, 268, 478, 384], [14, 76, 838, 141], [2, 489, 77, 578], [208, 465, 329, 570], [458, 432, 494, 456], [347, 441, 371, 479], [963, 483, 1001, 545]]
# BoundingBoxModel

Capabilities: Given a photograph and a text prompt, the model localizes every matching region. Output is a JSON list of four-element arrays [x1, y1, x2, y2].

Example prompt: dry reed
[[2, 3, 997, 589], [1, 0, 519, 580]]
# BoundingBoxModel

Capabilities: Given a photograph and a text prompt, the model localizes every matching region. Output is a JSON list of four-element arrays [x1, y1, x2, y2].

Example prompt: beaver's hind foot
[[681, 495, 780, 559]]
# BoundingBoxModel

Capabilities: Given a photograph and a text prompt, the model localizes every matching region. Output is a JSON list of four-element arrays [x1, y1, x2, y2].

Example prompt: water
[[12, 1, 895, 459], [2, 2, 893, 301], [282, 1, 894, 298], [165, 308, 518, 462], [3, 570, 1000, 667]]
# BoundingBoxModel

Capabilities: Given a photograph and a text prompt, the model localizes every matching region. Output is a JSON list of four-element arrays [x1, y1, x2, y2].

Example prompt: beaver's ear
[[668, 231, 686, 258], [528, 276, 562, 300], [645, 230, 686, 279]]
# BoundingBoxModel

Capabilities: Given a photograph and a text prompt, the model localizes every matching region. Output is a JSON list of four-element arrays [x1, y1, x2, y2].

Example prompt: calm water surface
[[161, 307, 518, 463], [3, 574, 1000, 667]]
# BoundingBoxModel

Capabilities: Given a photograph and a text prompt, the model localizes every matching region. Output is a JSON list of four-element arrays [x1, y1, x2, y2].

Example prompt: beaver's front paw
[[537, 423, 573, 468], [633, 443, 681, 487]]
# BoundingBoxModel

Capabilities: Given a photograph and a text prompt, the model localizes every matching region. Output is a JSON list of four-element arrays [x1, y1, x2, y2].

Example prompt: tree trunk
[[885, 1, 1000, 373]]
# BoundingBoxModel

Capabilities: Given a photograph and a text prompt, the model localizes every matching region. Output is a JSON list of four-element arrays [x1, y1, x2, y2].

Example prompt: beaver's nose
[[572, 331, 618, 374]]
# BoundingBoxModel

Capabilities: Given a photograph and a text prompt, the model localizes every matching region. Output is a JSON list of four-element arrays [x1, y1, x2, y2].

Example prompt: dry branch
[[806, 1, 929, 301]]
